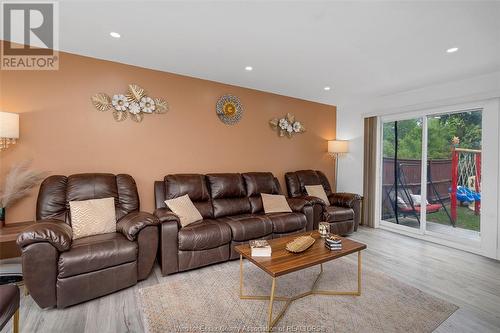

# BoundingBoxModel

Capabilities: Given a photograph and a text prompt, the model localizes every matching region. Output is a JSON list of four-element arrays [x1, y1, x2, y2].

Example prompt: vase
[[0, 207, 5, 228]]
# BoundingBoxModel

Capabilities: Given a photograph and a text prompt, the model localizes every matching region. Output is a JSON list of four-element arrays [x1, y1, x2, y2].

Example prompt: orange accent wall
[[0, 49, 336, 224]]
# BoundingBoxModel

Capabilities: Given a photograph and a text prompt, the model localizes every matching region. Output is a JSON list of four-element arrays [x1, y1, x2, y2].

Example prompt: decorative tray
[[285, 234, 316, 253]]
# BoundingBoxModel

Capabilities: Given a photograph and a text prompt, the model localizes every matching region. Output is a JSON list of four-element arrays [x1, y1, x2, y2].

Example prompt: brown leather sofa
[[16, 173, 160, 309], [285, 170, 361, 235], [0, 284, 19, 333], [153, 172, 313, 275]]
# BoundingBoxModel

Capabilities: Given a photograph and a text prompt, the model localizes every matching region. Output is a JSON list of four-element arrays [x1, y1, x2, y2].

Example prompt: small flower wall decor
[[91, 84, 169, 122], [269, 113, 306, 138]]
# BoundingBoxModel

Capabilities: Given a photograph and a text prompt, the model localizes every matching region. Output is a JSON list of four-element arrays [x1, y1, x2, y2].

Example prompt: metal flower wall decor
[[269, 113, 306, 138], [91, 84, 169, 122]]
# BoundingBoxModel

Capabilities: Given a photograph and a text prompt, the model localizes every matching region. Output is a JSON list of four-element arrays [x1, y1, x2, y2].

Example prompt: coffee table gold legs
[[358, 251, 362, 296], [267, 278, 276, 331], [239, 252, 363, 331], [13, 308, 19, 333], [239, 255, 243, 298], [239, 255, 287, 302]]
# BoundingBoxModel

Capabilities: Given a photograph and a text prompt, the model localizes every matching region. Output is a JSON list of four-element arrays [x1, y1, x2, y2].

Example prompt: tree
[[382, 111, 482, 160]]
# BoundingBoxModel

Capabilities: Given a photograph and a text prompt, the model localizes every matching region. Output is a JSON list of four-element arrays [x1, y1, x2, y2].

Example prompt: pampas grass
[[0, 160, 47, 208]]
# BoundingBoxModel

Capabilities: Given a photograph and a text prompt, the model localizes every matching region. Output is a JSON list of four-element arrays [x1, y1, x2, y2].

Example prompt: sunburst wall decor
[[269, 113, 305, 138], [91, 84, 169, 122], [216, 95, 243, 125]]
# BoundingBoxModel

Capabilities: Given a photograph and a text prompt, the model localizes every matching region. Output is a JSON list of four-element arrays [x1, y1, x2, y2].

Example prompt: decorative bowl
[[285, 234, 316, 253]]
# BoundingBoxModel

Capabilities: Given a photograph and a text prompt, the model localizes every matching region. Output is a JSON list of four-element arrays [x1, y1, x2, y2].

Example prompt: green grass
[[427, 205, 480, 231]]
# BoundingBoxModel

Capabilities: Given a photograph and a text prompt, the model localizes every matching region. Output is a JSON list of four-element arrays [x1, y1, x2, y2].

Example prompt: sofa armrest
[[296, 195, 327, 207], [117, 211, 160, 241], [329, 192, 362, 231], [154, 208, 180, 275], [17, 219, 72, 252], [328, 192, 362, 208], [286, 197, 312, 213], [153, 207, 181, 225]]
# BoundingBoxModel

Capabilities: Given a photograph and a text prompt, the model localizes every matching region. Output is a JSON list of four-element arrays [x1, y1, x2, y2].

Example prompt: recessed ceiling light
[[446, 47, 458, 53], [110, 32, 121, 38], [324, 86, 331, 91], [245, 66, 253, 71]]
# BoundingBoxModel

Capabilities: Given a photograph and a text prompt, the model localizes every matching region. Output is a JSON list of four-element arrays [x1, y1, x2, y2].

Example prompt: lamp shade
[[0, 112, 19, 139], [328, 140, 349, 154]]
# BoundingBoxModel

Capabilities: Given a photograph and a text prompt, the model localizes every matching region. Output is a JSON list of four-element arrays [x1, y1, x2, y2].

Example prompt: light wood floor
[[1, 226, 499, 333]]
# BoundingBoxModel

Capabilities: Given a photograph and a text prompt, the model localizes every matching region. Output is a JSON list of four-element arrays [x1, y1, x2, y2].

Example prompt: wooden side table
[[0, 221, 35, 259], [1, 222, 34, 295]]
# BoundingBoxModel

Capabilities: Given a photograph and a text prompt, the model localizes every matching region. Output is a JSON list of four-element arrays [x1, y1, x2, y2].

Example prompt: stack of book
[[325, 235, 342, 251], [249, 240, 272, 257]]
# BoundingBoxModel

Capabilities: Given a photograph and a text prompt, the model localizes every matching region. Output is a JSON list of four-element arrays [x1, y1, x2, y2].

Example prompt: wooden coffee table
[[235, 231, 366, 331]]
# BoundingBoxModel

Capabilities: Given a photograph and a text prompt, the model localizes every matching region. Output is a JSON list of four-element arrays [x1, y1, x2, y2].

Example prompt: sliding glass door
[[425, 111, 482, 241], [379, 107, 489, 250], [381, 117, 423, 230]]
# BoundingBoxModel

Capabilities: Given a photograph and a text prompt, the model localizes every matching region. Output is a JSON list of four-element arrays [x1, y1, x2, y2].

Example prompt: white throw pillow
[[165, 194, 203, 228], [261, 193, 292, 214], [305, 185, 330, 205], [410, 194, 429, 207], [69, 197, 117, 240], [396, 196, 409, 208]]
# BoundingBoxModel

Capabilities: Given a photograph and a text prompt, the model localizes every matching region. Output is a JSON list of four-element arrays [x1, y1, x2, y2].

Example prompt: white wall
[[336, 71, 500, 194]]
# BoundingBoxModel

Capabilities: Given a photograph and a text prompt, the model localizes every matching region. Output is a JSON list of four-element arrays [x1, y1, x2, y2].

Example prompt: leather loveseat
[[17, 173, 160, 308], [285, 170, 362, 235], [153, 172, 313, 275]]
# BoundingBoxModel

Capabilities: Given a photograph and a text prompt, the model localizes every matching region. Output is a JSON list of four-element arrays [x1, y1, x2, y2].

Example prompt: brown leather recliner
[[16, 173, 160, 309], [153, 172, 313, 275], [285, 170, 362, 235]]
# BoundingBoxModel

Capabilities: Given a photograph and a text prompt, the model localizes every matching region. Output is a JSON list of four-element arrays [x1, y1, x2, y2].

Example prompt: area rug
[[137, 258, 457, 333]]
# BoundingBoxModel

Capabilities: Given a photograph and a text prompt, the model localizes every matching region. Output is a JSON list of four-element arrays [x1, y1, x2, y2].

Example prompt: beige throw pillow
[[305, 185, 330, 205], [261, 193, 292, 214], [165, 194, 203, 228], [69, 197, 117, 240]]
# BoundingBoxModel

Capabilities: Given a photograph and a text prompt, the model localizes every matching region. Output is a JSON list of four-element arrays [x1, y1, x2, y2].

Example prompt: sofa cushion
[[178, 220, 232, 251], [58, 232, 137, 278], [211, 198, 252, 218], [324, 206, 354, 222], [37, 174, 139, 223], [207, 174, 251, 218], [207, 173, 246, 198], [217, 214, 273, 241], [242, 172, 280, 196], [164, 174, 210, 201], [285, 170, 332, 198], [164, 174, 213, 219], [267, 212, 307, 233], [242, 172, 282, 213]]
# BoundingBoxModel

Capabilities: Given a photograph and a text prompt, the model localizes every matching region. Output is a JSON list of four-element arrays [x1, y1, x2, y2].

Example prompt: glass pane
[[426, 110, 481, 241], [381, 118, 422, 229]]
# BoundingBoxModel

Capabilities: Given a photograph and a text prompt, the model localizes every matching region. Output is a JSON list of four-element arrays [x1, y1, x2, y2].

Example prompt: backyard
[[382, 110, 482, 234], [428, 205, 480, 231]]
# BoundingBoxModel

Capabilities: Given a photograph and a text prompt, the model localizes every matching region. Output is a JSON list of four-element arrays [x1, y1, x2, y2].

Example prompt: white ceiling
[[12, 1, 500, 105]]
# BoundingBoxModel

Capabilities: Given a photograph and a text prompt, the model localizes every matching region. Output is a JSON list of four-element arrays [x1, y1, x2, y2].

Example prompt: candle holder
[[318, 222, 330, 238]]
